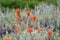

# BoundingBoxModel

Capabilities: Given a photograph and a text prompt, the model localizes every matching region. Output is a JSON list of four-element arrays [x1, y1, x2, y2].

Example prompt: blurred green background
[[0, 0, 57, 9]]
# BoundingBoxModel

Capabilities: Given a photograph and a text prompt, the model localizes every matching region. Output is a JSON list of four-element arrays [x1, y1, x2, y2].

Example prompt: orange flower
[[16, 8, 21, 15], [26, 10, 30, 16], [38, 27, 43, 33], [32, 15, 37, 21], [27, 27, 33, 33], [16, 17, 20, 22], [48, 29, 52, 37], [14, 28, 19, 34], [8, 36, 12, 40], [3, 36, 8, 40], [27, 27, 33, 35]]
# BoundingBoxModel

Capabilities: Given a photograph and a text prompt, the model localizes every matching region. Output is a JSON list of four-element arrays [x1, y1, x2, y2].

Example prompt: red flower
[[3, 36, 8, 40], [8, 36, 12, 40], [14, 28, 19, 34], [32, 15, 37, 21], [27, 27, 33, 33], [38, 27, 43, 33], [48, 29, 52, 37], [26, 10, 30, 16], [16, 17, 20, 22], [16, 8, 21, 15]]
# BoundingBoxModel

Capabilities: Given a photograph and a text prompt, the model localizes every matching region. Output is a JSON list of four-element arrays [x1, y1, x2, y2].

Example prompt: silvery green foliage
[[33, 31, 47, 40], [0, 3, 58, 28], [0, 3, 60, 40]]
